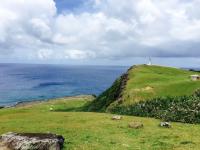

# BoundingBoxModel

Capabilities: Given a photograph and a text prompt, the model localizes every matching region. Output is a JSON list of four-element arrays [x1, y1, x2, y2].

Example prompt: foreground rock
[[0, 132, 65, 150], [112, 115, 122, 120], [160, 122, 172, 128], [128, 122, 143, 129]]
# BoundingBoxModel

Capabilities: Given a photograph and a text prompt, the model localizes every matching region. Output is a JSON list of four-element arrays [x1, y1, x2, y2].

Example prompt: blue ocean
[[0, 63, 128, 106]]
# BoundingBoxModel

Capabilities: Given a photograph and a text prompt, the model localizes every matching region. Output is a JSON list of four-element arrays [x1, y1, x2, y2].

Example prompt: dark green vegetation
[[110, 90, 200, 123], [1, 96, 200, 150], [89, 65, 200, 123]]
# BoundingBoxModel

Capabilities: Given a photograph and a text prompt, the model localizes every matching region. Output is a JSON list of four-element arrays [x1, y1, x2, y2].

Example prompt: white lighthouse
[[147, 57, 152, 66]]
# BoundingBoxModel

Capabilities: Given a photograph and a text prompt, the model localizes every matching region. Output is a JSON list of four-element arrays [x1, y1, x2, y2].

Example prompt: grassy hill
[[1, 66, 200, 149], [89, 65, 200, 115], [1, 96, 200, 150]]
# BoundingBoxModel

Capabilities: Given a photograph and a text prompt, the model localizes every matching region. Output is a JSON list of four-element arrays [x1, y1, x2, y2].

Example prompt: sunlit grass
[[124, 65, 200, 104], [0, 96, 200, 150]]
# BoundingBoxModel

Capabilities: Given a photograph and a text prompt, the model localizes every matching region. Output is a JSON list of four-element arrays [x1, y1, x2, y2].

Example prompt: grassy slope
[[90, 65, 200, 111], [0, 96, 200, 150], [123, 65, 200, 104]]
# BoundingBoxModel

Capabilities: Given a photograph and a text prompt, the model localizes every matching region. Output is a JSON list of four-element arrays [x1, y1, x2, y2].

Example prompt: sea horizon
[[0, 63, 129, 106], [0, 62, 199, 107]]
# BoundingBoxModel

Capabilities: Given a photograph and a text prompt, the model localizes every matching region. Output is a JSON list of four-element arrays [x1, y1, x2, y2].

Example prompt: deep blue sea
[[0, 63, 128, 106]]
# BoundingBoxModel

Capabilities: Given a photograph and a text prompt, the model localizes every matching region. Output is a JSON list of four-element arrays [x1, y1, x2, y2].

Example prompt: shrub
[[194, 88, 200, 97], [108, 93, 200, 124]]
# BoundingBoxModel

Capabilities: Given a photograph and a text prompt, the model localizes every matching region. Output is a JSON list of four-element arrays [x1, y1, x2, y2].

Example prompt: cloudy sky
[[0, 0, 200, 67]]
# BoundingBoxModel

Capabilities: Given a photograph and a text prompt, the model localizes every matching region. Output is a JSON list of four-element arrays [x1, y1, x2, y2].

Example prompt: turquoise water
[[0, 63, 128, 106]]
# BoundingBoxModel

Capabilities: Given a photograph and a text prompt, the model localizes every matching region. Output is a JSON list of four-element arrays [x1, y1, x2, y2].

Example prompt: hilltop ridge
[[89, 64, 200, 113]]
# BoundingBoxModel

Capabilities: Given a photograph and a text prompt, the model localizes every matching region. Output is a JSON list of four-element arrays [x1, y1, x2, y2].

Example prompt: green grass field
[[123, 65, 200, 104], [1, 96, 200, 150]]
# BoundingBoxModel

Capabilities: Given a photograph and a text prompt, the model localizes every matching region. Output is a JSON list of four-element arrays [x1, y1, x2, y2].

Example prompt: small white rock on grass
[[160, 122, 172, 128], [111, 115, 122, 120]]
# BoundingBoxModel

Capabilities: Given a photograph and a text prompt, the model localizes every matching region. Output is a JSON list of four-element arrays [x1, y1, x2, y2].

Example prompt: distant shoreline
[[0, 95, 95, 109]]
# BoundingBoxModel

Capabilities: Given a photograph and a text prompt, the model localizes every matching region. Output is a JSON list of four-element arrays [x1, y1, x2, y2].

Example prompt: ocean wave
[[33, 82, 66, 89]]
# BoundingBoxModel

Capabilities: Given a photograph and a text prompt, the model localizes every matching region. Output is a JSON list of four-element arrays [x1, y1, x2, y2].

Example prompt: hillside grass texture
[[123, 65, 200, 104], [0, 96, 200, 149], [89, 65, 200, 112]]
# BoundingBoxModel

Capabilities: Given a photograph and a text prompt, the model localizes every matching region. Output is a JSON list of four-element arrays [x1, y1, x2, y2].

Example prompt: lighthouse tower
[[147, 57, 152, 66]]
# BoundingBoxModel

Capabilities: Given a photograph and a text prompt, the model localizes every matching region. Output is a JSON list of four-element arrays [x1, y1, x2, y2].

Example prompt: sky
[[0, 0, 200, 67]]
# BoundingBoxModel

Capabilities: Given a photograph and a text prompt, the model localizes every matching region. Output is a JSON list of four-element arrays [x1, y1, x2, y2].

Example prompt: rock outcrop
[[0, 132, 65, 150], [160, 122, 172, 128], [111, 115, 122, 120], [128, 122, 143, 129]]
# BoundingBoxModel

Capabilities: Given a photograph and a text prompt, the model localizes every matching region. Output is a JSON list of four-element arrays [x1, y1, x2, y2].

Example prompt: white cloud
[[38, 49, 53, 60], [65, 50, 96, 59], [29, 18, 52, 41], [0, 0, 200, 64]]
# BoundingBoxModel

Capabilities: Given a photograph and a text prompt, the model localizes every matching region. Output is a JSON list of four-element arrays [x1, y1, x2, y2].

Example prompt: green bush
[[109, 90, 200, 123]]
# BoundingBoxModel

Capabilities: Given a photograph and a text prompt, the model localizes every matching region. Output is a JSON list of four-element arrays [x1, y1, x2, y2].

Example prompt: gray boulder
[[128, 122, 143, 129], [0, 132, 64, 150]]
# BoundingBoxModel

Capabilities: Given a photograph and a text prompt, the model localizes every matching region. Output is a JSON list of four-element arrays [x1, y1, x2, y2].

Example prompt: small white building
[[190, 75, 200, 81]]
